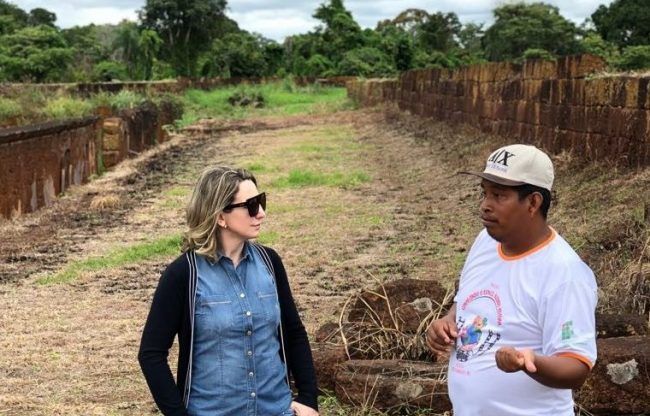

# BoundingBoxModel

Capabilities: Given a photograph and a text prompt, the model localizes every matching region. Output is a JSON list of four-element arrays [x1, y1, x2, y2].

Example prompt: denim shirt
[[188, 243, 292, 416]]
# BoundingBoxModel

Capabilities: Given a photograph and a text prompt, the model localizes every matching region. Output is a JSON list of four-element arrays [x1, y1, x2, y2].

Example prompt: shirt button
[[250, 392, 256, 398], [247, 350, 252, 356], [246, 311, 251, 316], [246, 330, 252, 336], [249, 372, 254, 377], [240, 293, 245, 298]]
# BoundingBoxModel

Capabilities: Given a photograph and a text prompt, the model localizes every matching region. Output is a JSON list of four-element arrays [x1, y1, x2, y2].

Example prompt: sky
[[10, 0, 612, 42]]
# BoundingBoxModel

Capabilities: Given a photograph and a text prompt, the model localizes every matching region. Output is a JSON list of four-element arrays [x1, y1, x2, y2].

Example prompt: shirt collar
[[216, 240, 252, 264]]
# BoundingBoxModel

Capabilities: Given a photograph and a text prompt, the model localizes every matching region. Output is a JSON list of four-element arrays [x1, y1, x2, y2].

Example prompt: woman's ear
[[217, 212, 227, 228]]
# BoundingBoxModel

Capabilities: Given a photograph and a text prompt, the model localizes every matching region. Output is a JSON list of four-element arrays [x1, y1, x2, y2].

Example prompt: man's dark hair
[[514, 184, 553, 219]]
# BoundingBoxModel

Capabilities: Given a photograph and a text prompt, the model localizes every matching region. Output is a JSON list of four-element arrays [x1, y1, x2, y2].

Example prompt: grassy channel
[[178, 80, 352, 126]]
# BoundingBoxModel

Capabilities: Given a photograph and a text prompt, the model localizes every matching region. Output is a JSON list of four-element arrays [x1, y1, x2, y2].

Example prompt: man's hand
[[426, 314, 458, 356], [495, 347, 537, 373], [291, 401, 319, 416]]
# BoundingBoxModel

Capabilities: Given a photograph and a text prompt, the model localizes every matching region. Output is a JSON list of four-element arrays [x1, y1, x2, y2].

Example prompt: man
[[426, 144, 597, 415]]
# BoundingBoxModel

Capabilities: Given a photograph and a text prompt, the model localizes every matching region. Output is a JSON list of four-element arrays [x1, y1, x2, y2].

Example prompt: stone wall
[[0, 76, 357, 98], [0, 117, 100, 218], [0, 99, 183, 219], [347, 55, 650, 167]]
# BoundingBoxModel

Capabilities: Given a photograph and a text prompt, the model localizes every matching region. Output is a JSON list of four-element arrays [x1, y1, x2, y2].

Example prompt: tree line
[[0, 0, 649, 83]]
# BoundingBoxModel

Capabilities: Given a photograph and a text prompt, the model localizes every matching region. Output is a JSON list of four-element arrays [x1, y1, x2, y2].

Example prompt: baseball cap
[[460, 144, 554, 191]]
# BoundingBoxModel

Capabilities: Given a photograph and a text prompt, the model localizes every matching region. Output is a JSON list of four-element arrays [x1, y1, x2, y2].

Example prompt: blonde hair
[[183, 166, 257, 261]]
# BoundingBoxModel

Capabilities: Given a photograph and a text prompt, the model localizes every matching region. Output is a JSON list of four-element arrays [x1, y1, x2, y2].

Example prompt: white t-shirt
[[448, 228, 597, 416]]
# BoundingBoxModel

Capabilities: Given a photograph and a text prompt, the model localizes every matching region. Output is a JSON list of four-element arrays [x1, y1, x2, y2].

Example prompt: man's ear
[[528, 192, 544, 217]]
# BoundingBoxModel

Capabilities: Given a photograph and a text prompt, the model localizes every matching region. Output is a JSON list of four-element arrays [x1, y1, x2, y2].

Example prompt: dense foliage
[[0, 0, 649, 83]]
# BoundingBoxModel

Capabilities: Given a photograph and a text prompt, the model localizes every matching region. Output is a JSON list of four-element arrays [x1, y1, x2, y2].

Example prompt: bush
[[92, 61, 129, 82], [616, 45, 650, 71], [338, 47, 395, 77], [109, 90, 145, 110], [413, 50, 455, 69], [0, 97, 21, 120], [521, 48, 556, 62], [304, 54, 333, 77], [43, 97, 94, 119]]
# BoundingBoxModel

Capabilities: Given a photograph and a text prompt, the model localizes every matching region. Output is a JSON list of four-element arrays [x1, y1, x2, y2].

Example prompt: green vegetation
[[271, 169, 370, 189], [37, 234, 181, 284], [0, 97, 21, 121], [42, 96, 94, 119], [179, 81, 350, 124], [3, 0, 650, 84]]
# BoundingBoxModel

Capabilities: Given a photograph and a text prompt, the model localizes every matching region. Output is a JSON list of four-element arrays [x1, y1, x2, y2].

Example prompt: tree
[[337, 47, 394, 77], [0, 0, 28, 35], [580, 32, 618, 62], [0, 25, 73, 81], [28, 8, 56, 27], [92, 60, 128, 81], [313, 0, 364, 62], [62, 24, 111, 81], [592, 0, 650, 48], [138, 29, 162, 80], [139, 0, 228, 77], [377, 8, 429, 36], [416, 12, 461, 53], [483, 2, 582, 61], [616, 45, 650, 70], [113, 20, 139, 79], [304, 54, 333, 76], [207, 32, 268, 78], [376, 24, 414, 71]]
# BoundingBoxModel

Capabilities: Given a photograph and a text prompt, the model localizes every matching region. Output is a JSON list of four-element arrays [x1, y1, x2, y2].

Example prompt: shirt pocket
[[257, 290, 280, 326], [195, 294, 236, 333]]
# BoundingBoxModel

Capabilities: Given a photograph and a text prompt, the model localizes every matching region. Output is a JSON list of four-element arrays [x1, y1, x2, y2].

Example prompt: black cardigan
[[138, 246, 318, 416]]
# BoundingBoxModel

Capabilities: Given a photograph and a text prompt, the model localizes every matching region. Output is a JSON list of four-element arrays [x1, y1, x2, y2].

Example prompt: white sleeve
[[539, 262, 598, 368], [454, 230, 487, 303]]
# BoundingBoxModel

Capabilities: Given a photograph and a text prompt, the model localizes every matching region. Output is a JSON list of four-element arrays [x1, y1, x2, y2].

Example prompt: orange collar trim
[[498, 228, 556, 261]]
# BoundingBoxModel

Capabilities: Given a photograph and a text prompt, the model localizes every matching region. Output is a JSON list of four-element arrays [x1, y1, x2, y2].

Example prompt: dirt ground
[[0, 108, 648, 415]]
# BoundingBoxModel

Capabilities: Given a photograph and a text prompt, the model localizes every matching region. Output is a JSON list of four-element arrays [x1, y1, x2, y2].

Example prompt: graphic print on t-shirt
[[455, 287, 503, 363]]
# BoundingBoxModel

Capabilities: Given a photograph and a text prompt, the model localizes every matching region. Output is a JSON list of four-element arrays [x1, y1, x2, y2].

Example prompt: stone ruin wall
[[0, 101, 180, 219], [0, 76, 357, 98], [0, 76, 351, 219], [347, 54, 650, 168]]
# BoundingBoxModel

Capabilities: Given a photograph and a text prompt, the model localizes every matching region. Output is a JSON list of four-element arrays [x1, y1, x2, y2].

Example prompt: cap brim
[[458, 171, 526, 187]]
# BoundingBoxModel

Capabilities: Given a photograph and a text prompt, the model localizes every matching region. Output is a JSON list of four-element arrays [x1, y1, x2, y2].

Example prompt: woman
[[138, 166, 319, 416]]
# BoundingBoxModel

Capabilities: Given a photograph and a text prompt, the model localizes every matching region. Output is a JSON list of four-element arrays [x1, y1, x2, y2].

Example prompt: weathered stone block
[[102, 133, 123, 151], [335, 360, 452, 413], [347, 279, 449, 330], [312, 342, 348, 391], [576, 336, 650, 415], [596, 313, 648, 338], [557, 54, 606, 79]]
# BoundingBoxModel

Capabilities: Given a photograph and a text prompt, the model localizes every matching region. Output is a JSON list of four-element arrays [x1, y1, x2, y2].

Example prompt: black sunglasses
[[224, 192, 266, 217]]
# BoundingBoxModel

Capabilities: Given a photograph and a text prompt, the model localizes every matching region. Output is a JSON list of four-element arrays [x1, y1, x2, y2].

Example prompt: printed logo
[[561, 321, 574, 340], [487, 149, 515, 167], [455, 289, 503, 362]]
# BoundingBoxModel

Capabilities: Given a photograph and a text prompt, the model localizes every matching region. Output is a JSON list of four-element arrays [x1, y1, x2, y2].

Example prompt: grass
[[271, 169, 370, 189], [43, 97, 94, 119], [0, 97, 21, 122], [37, 234, 182, 285], [256, 230, 280, 245], [178, 80, 351, 126]]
